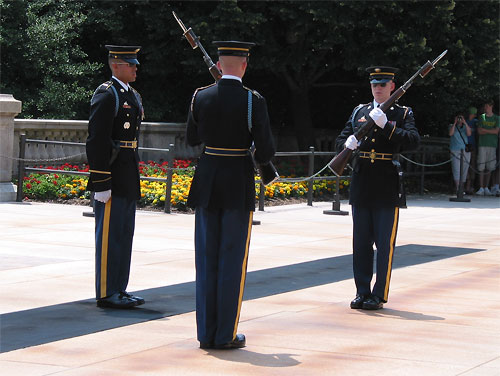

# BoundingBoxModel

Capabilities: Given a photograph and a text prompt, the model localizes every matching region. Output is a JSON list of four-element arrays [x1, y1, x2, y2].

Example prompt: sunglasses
[[114, 62, 136, 67], [371, 82, 387, 87]]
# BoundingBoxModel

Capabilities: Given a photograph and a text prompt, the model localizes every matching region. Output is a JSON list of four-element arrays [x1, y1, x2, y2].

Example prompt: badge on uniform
[[388, 121, 396, 126], [358, 116, 367, 122], [123, 101, 131, 109], [123, 122, 131, 129]]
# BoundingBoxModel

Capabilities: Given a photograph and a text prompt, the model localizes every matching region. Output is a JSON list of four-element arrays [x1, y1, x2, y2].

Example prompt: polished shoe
[[362, 295, 384, 310], [199, 342, 214, 349], [96, 292, 137, 309], [121, 291, 145, 306], [350, 294, 367, 309], [214, 334, 246, 349]]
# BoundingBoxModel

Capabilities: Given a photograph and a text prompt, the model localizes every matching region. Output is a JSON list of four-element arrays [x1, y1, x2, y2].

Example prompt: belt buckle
[[369, 150, 376, 163]]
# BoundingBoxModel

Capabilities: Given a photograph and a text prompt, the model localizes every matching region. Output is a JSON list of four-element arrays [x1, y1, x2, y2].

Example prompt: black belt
[[205, 146, 248, 157], [359, 150, 392, 163]]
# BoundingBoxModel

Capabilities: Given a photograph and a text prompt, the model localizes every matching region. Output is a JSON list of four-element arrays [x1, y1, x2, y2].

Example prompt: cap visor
[[123, 58, 140, 65], [370, 78, 391, 84]]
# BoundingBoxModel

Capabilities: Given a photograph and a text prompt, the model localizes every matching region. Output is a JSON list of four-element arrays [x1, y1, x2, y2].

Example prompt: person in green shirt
[[476, 100, 499, 196]]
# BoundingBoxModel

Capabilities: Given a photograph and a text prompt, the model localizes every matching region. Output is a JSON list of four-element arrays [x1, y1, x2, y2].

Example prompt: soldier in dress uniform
[[336, 66, 420, 310], [186, 41, 275, 349], [86, 45, 145, 309]]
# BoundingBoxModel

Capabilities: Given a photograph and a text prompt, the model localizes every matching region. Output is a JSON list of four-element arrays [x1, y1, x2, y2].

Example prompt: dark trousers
[[94, 196, 136, 299], [351, 205, 399, 302], [194, 206, 253, 345]]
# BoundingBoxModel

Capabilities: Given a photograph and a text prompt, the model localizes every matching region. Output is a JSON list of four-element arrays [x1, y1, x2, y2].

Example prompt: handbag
[[456, 125, 472, 152]]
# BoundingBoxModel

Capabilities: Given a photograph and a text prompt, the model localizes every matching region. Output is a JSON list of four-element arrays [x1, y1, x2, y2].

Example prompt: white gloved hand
[[94, 189, 112, 203], [345, 134, 359, 150], [369, 108, 387, 129]]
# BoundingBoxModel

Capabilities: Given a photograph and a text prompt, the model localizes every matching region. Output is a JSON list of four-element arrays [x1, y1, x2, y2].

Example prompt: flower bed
[[19, 161, 349, 210]]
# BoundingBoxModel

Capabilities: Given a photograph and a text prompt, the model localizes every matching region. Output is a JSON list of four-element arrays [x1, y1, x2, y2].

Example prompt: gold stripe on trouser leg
[[383, 207, 399, 301], [100, 198, 112, 298], [233, 211, 253, 339]]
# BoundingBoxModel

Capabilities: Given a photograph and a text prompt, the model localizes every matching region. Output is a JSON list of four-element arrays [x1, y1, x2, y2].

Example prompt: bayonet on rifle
[[172, 11, 222, 81]]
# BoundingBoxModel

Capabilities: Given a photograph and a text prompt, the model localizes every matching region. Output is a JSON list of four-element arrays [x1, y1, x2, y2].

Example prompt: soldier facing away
[[186, 41, 276, 349]]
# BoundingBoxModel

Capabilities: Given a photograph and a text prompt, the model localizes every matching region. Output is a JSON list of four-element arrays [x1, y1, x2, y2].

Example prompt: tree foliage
[[1, 0, 498, 143]]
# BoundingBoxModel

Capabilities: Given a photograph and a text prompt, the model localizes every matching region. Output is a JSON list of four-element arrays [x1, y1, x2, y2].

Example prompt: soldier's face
[[371, 80, 395, 104], [112, 60, 137, 84]]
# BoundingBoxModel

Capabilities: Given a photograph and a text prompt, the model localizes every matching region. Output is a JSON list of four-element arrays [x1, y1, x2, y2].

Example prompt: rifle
[[172, 11, 221, 82], [328, 50, 448, 176], [173, 11, 279, 185]]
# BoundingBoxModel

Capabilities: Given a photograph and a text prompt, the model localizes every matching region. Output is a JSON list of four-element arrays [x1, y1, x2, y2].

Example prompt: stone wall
[[12, 119, 203, 172]]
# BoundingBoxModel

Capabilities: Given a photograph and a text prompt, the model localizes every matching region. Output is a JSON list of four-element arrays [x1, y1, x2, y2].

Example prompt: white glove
[[369, 108, 387, 129], [345, 135, 359, 150], [94, 190, 111, 203]]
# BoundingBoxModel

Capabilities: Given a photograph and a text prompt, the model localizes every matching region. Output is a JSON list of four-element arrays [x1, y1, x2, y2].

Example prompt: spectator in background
[[449, 112, 471, 193], [476, 100, 499, 196], [490, 130, 500, 196], [465, 107, 478, 194]]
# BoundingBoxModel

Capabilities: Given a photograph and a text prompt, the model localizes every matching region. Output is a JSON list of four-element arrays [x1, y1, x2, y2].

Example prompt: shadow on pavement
[[0, 244, 484, 353]]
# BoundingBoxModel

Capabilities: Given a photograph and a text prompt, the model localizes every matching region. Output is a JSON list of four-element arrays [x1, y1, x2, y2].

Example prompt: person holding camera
[[465, 107, 478, 194], [449, 113, 472, 193], [476, 100, 500, 196]]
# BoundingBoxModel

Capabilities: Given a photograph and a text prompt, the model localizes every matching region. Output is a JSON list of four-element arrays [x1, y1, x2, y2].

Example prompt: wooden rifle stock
[[328, 50, 447, 176]]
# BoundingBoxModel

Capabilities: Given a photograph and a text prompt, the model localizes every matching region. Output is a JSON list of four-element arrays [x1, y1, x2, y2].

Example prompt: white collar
[[221, 74, 242, 82], [112, 76, 130, 91], [373, 100, 381, 108]]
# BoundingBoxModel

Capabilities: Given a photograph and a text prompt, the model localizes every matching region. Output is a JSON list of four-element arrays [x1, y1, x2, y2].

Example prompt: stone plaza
[[0, 195, 499, 375]]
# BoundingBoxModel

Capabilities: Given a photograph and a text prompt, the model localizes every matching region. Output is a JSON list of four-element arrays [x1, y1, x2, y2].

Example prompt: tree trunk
[[289, 87, 315, 151]]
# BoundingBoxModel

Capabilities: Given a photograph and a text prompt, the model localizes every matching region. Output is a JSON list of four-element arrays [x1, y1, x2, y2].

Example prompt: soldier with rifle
[[335, 66, 420, 310], [185, 40, 276, 349]]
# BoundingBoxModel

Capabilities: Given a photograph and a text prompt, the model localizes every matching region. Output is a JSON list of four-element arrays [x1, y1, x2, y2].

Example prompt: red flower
[[26, 183, 32, 189], [54, 174, 59, 179], [53, 181, 58, 185]]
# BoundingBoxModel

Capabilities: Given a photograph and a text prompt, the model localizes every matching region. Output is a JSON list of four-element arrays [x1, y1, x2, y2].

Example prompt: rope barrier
[[0, 153, 87, 163], [276, 162, 336, 183], [399, 154, 451, 167]]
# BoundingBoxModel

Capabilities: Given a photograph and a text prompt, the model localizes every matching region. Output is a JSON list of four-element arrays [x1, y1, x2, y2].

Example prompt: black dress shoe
[[199, 342, 214, 349], [121, 291, 145, 306], [96, 292, 137, 309], [350, 294, 367, 309], [214, 334, 246, 349], [362, 295, 384, 310]]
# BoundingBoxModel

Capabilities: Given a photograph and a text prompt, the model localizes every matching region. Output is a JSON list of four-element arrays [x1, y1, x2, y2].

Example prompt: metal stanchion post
[[419, 148, 426, 195], [253, 181, 264, 226], [307, 146, 314, 206], [164, 143, 174, 214], [450, 149, 470, 202], [82, 191, 95, 217], [323, 174, 348, 216], [16, 134, 26, 202]]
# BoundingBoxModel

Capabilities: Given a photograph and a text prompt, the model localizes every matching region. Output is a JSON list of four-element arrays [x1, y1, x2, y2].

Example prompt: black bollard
[[82, 191, 95, 217], [450, 149, 470, 203], [323, 175, 349, 216]]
